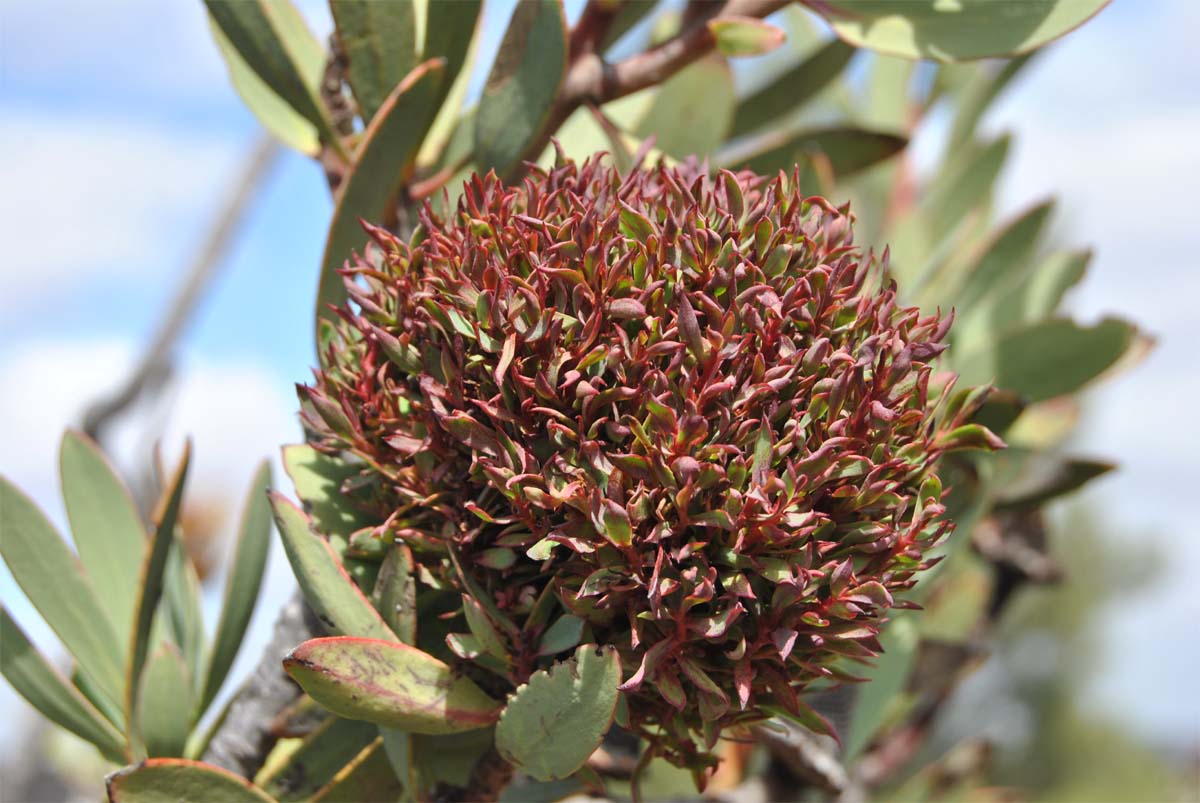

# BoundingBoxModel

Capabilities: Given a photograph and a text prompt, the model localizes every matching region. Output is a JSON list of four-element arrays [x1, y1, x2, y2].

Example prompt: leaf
[[371, 544, 418, 645], [207, 14, 318, 154], [994, 454, 1115, 511], [308, 737, 404, 802], [282, 445, 370, 538], [495, 645, 621, 781], [601, 0, 662, 51], [474, 0, 568, 175], [954, 201, 1054, 311], [708, 17, 786, 57], [163, 541, 205, 698], [0, 474, 126, 718], [1, 606, 127, 764], [58, 431, 145, 656], [106, 758, 278, 803], [331, 0, 419, 123], [199, 461, 273, 714], [844, 614, 918, 758], [537, 615, 584, 657], [731, 38, 855, 139], [861, 54, 915, 133], [990, 249, 1091, 328], [270, 493, 397, 642], [819, 0, 1111, 62], [204, 0, 343, 155], [633, 56, 734, 159], [284, 636, 500, 733], [258, 716, 378, 802], [716, 126, 907, 177], [137, 643, 193, 758], [125, 445, 191, 754], [424, 0, 483, 107], [315, 59, 446, 334], [924, 134, 1010, 243], [957, 317, 1145, 404], [945, 53, 1037, 154], [462, 596, 509, 661]]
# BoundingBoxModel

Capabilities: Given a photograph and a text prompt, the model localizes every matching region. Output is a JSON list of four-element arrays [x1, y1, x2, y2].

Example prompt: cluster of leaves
[[294, 155, 1003, 771], [0, 434, 271, 766]]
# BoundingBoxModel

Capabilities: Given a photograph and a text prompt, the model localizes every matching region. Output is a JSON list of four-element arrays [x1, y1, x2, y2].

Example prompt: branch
[[200, 590, 324, 778], [82, 136, 279, 443]]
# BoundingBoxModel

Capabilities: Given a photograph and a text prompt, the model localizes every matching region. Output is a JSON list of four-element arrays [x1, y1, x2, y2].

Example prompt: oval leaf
[[731, 38, 855, 139], [282, 445, 370, 538], [495, 645, 621, 781], [283, 636, 501, 734], [315, 58, 446, 335], [106, 758, 278, 803], [138, 643, 193, 758], [634, 56, 734, 159], [474, 0, 568, 175], [716, 125, 907, 177], [269, 493, 397, 642], [332, 0, 419, 123], [199, 461, 273, 713], [1, 606, 127, 764], [819, 0, 1111, 62], [708, 17, 786, 57]]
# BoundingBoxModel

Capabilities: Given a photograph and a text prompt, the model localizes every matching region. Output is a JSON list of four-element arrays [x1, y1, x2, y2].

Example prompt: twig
[[82, 136, 279, 443]]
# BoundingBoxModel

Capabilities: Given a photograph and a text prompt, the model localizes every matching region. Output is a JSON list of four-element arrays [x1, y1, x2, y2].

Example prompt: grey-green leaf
[[59, 430, 146, 657], [634, 56, 734, 160], [199, 461, 273, 714], [474, 0, 568, 176], [207, 14, 319, 154], [0, 475, 126, 716], [372, 544, 418, 645], [282, 445, 370, 539], [332, 1, 419, 123], [270, 493, 397, 642], [257, 716, 379, 802], [536, 615, 584, 657], [315, 58, 446, 335], [138, 642, 193, 758], [495, 645, 621, 781], [106, 758, 279, 803], [125, 445, 191, 753], [1, 606, 127, 764], [204, 0, 343, 154], [716, 126, 907, 178], [424, 0, 483, 108], [819, 0, 1111, 62], [954, 201, 1054, 311], [731, 38, 855, 139], [844, 614, 918, 759]]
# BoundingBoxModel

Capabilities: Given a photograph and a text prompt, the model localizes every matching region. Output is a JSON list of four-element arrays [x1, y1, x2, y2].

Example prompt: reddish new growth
[[301, 155, 1000, 767]]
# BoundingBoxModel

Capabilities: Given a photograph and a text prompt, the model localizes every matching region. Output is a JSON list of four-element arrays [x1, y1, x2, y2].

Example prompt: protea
[[299, 154, 1001, 768]]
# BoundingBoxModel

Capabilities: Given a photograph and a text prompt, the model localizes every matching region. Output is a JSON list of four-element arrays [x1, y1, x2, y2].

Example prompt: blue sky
[[1, 0, 1197, 774]]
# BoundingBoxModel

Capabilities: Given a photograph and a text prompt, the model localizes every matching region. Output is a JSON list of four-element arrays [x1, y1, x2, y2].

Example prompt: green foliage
[[106, 758, 278, 803], [1, 432, 273, 768], [495, 646, 621, 781]]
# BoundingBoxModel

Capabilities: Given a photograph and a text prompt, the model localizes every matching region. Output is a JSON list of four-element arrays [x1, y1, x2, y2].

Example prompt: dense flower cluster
[[301, 156, 999, 766]]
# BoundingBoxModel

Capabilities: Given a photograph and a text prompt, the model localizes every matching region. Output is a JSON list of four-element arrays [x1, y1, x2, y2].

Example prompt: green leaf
[[731, 38, 855, 139], [633, 56, 734, 160], [270, 493, 397, 642], [945, 53, 1037, 154], [819, 0, 1111, 62], [861, 54, 915, 133], [463, 596, 509, 661], [371, 544, 418, 645], [708, 17, 786, 57], [474, 0, 568, 175], [106, 758, 278, 803], [163, 541, 205, 697], [994, 453, 1115, 511], [308, 737, 404, 802], [138, 643, 193, 758], [1, 606, 127, 764], [536, 615, 584, 657], [204, 0, 343, 155], [957, 317, 1145, 403], [258, 716, 378, 802], [925, 134, 1010, 243], [601, 0, 662, 52], [199, 461, 273, 714], [716, 126, 907, 177], [495, 645, 621, 781], [315, 58, 446, 335], [0, 475, 126, 718], [844, 614, 918, 759], [283, 636, 501, 733], [954, 201, 1054, 311], [990, 249, 1091, 328], [331, 0, 419, 123], [207, 14, 319, 154], [282, 445, 370, 538], [126, 445, 191, 754], [58, 431, 145, 657], [424, 0, 483, 107]]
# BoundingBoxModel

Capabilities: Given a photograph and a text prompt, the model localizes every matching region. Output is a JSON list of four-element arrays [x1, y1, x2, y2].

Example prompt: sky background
[[1, 0, 1197, 772]]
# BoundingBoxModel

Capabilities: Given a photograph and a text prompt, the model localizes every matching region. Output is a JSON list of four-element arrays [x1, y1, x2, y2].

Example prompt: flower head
[[301, 155, 998, 766]]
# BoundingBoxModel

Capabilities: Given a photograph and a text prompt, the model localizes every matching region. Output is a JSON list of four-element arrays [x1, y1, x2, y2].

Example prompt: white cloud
[[0, 109, 242, 305]]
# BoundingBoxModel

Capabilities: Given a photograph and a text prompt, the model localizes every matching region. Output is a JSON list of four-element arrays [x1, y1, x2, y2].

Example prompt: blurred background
[[1, 0, 1197, 800]]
